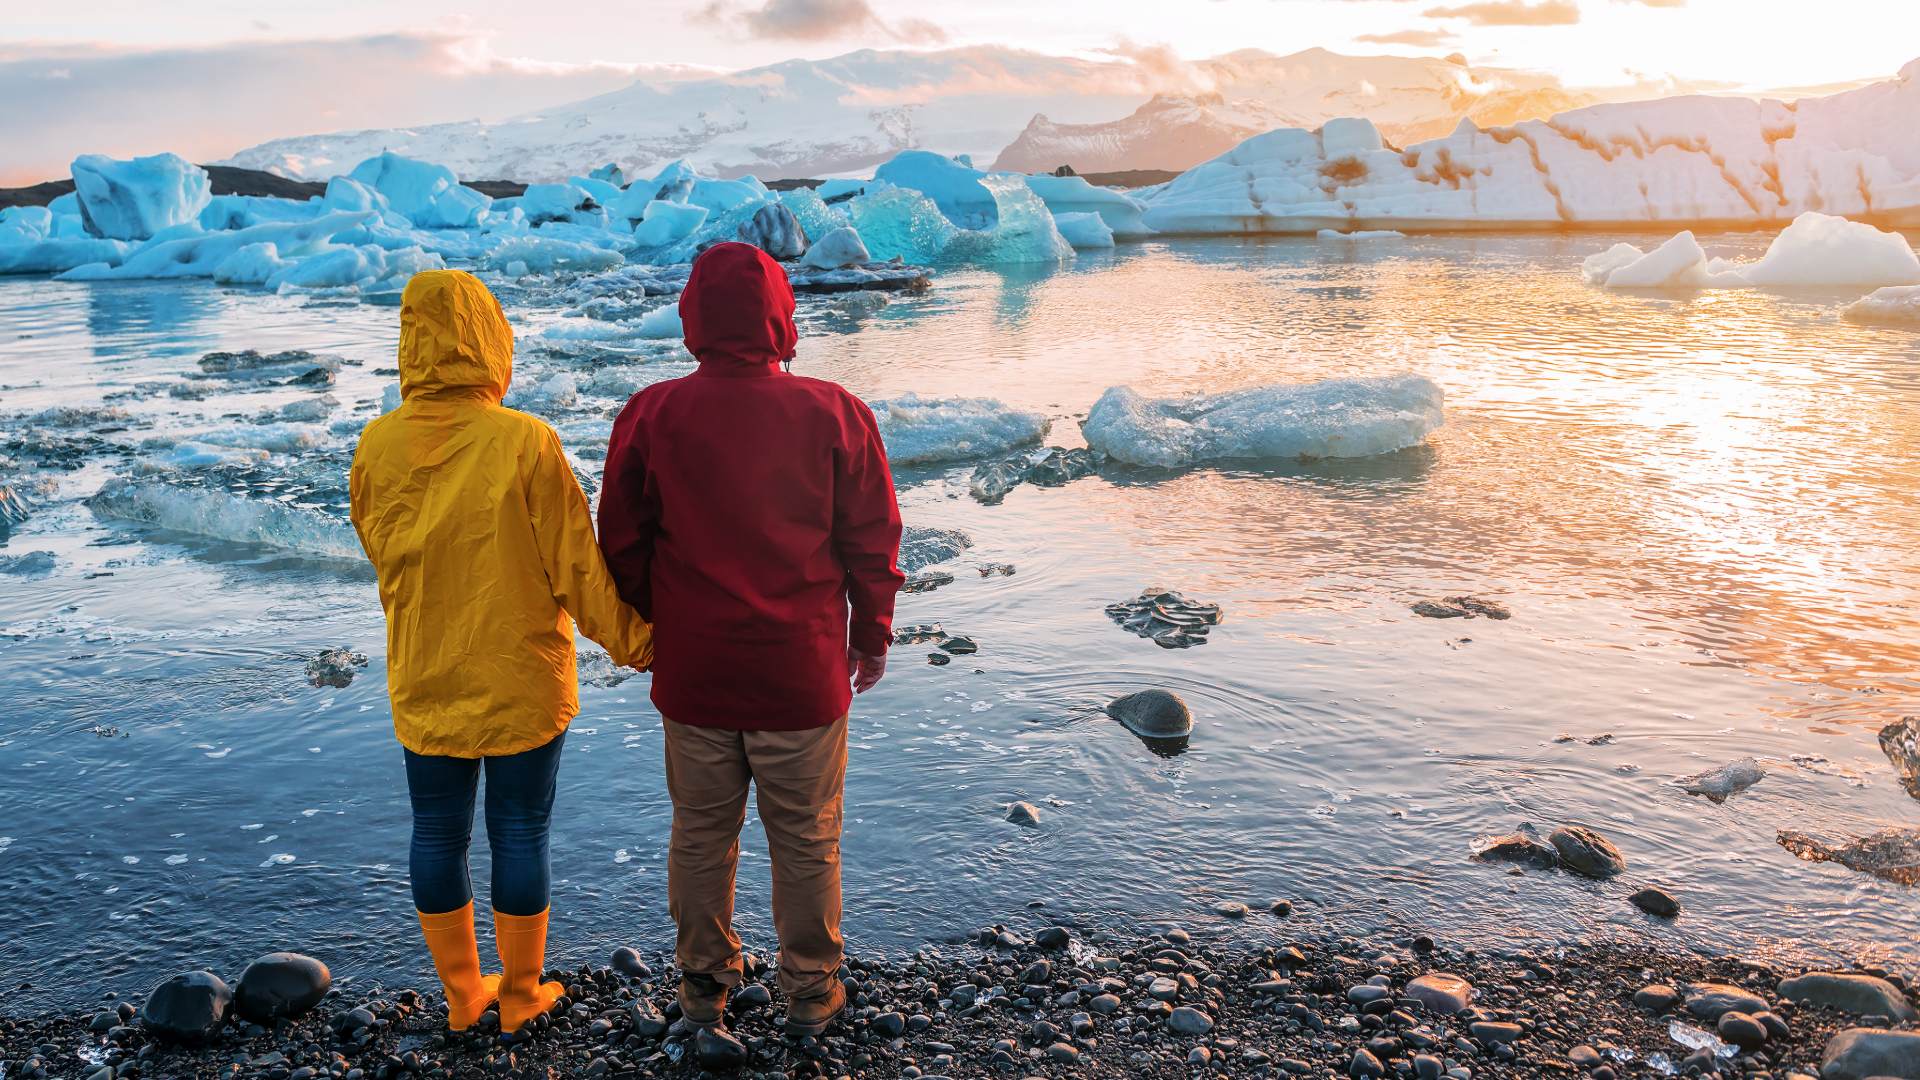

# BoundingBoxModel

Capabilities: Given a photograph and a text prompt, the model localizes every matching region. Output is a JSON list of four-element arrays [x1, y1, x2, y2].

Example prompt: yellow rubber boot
[[494, 908, 566, 1034], [417, 902, 502, 1031]]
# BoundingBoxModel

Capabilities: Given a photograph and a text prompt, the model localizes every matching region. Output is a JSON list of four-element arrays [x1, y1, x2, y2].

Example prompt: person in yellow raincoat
[[349, 269, 653, 1035]]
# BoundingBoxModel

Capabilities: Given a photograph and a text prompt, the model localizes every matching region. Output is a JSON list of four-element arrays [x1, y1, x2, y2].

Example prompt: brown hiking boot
[[678, 972, 729, 1028], [783, 978, 846, 1037]]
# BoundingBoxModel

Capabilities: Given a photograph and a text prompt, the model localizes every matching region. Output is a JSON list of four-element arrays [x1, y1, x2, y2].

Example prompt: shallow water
[[3, 233, 1918, 1012]]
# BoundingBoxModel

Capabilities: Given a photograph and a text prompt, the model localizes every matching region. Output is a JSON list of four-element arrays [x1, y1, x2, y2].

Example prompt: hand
[[847, 646, 886, 694]]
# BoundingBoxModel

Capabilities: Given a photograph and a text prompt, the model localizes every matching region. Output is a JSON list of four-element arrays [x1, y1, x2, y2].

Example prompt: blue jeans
[[403, 732, 565, 917]]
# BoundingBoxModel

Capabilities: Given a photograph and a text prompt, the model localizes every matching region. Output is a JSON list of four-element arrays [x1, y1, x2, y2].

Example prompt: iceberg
[[846, 187, 959, 264], [70, 153, 212, 240], [1054, 211, 1115, 249], [346, 152, 491, 229], [1083, 374, 1444, 467], [211, 242, 289, 285], [1024, 173, 1151, 238], [867, 394, 1051, 465], [964, 175, 1075, 264], [55, 211, 376, 282], [1844, 284, 1920, 326], [198, 195, 323, 231], [874, 150, 999, 228], [1318, 228, 1405, 240], [688, 176, 767, 216], [778, 188, 850, 244]]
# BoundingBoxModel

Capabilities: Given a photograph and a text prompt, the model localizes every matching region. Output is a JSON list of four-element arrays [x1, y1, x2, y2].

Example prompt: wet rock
[[1777, 826, 1920, 886], [1819, 1027, 1920, 1080], [1880, 716, 1920, 801], [1411, 595, 1510, 620], [693, 1025, 748, 1070], [141, 970, 232, 1043], [629, 997, 668, 1038], [1629, 885, 1681, 918], [1472, 828, 1561, 870], [1105, 689, 1194, 740], [926, 651, 950, 666], [1005, 801, 1041, 826], [938, 635, 978, 654], [1167, 1006, 1213, 1035], [1776, 972, 1917, 1021], [1717, 1010, 1768, 1049], [1350, 1047, 1386, 1077], [1087, 993, 1121, 1015], [305, 647, 368, 689], [1634, 984, 1682, 1012], [871, 1010, 906, 1037], [736, 202, 808, 260], [1548, 824, 1626, 878], [898, 525, 972, 573], [732, 983, 771, 1009], [1105, 589, 1224, 649], [1035, 927, 1071, 950], [233, 952, 330, 1022], [1685, 983, 1768, 1020], [893, 622, 947, 645], [1677, 757, 1766, 803], [977, 562, 1016, 577], [901, 571, 954, 594], [1213, 901, 1248, 918], [1470, 1020, 1524, 1044], [1405, 973, 1474, 1015]]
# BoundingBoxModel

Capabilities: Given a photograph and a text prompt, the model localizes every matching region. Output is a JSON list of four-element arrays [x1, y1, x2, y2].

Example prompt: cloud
[[0, 33, 701, 186], [1422, 0, 1581, 25], [695, 0, 948, 44], [1094, 38, 1219, 95], [1618, 0, 1685, 5], [1355, 28, 1460, 46]]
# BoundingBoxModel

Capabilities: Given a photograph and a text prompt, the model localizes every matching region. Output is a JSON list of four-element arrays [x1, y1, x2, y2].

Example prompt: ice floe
[[1845, 284, 1920, 326], [1083, 374, 1444, 467], [867, 394, 1051, 466], [87, 477, 362, 560], [1584, 213, 1920, 290]]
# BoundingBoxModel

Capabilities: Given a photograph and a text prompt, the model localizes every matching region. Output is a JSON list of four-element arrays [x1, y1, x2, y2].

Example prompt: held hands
[[847, 646, 886, 694]]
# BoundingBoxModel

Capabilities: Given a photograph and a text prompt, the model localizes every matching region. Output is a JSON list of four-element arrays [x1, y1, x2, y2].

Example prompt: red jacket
[[599, 242, 904, 730]]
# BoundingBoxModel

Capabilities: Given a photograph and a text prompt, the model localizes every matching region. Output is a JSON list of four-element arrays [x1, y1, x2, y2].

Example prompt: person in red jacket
[[599, 241, 904, 1037]]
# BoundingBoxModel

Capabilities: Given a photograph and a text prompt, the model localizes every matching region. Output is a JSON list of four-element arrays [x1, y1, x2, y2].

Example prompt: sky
[[4, 0, 1918, 185]]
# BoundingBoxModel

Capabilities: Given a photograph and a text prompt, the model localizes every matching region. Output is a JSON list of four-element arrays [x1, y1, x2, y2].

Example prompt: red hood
[[679, 242, 797, 374]]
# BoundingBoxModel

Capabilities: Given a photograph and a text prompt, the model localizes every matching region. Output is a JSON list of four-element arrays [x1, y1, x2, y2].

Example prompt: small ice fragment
[[260, 853, 296, 868], [1668, 1019, 1737, 1059], [164, 855, 188, 865], [121, 855, 139, 865]]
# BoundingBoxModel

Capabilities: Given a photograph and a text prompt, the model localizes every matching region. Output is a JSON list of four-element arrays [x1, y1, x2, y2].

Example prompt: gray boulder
[[1819, 1027, 1920, 1080], [1778, 973, 1917, 1022], [1106, 689, 1194, 739], [1549, 825, 1626, 878]]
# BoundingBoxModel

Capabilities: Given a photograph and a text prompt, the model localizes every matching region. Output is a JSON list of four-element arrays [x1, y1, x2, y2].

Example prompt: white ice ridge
[[1139, 60, 1920, 233], [1582, 212, 1920, 289], [1845, 285, 1920, 326], [866, 394, 1051, 465], [86, 478, 363, 561], [1082, 374, 1444, 467]]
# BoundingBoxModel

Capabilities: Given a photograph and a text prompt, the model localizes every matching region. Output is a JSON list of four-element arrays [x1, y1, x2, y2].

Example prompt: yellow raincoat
[[349, 270, 652, 758]]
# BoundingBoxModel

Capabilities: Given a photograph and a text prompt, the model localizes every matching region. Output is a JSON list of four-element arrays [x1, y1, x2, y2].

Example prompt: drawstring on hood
[[398, 269, 514, 403], [679, 242, 797, 376]]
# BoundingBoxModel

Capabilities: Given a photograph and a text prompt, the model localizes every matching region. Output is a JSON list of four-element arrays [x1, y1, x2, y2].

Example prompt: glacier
[[1083, 375, 1444, 467]]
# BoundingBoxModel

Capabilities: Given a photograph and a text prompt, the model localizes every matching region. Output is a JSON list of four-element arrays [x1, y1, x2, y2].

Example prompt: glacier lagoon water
[[3, 233, 1918, 1010]]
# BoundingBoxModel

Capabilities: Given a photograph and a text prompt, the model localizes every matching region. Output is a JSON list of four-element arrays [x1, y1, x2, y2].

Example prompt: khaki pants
[[661, 714, 848, 998]]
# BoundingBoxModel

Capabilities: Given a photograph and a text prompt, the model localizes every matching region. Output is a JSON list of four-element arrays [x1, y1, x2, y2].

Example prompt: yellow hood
[[398, 269, 513, 403]]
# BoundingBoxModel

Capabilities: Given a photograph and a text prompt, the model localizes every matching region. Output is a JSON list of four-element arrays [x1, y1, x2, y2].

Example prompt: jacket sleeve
[[834, 398, 906, 656], [526, 426, 654, 670], [598, 400, 656, 617]]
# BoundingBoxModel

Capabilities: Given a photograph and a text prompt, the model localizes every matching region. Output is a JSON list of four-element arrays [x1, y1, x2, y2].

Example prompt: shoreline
[[4, 912, 1915, 1079]]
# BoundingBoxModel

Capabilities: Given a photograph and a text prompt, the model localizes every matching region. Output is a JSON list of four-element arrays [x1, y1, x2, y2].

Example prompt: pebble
[[1034, 926, 1071, 950], [1405, 973, 1474, 1015], [693, 1025, 748, 1070], [1350, 1047, 1386, 1077], [1166, 1006, 1213, 1035], [1213, 901, 1248, 918], [1469, 1021, 1524, 1044]]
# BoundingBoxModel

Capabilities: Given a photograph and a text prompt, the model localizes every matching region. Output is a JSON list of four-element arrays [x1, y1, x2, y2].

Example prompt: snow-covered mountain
[[223, 45, 1602, 183]]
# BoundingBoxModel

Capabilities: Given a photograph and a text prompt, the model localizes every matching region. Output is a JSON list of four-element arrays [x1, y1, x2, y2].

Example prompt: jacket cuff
[[849, 622, 891, 656]]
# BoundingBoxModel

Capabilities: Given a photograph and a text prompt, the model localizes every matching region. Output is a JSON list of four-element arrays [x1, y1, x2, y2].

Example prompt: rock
[[939, 636, 978, 655], [1405, 973, 1474, 1015], [927, 651, 951, 666], [629, 998, 668, 1038], [1635, 984, 1682, 1012], [732, 983, 771, 1008], [902, 571, 955, 594], [1717, 1011, 1768, 1049], [1819, 1028, 1920, 1080], [233, 952, 330, 1022], [1677, 757, 1766, 803], [305, 647, 368, 689], [1213, 901, 1248, 918], [1777, 827, 1920, 885], [1087, 994, 1121, 1015], [1568, 1045, 1602, 1068], [1472, 830, 1561, 870], [610, 946, 650, 979], [1350, 1048, 1386, 1078], [1167, 1006, 1213, 1035], [1880, 716, 1920, 801], [1548, 825, 1626, 878], [871, 1011, 906, 1037], [799, 226, 870, 270], [1347, 985, 1391, 1005], [1629, 885, 1681, 918], [1020, 960, 1051, 985], [1411, 595, 1510, 620], [898, 525, 972, 573], [736, 202, 808, 260], [693, 1025, 748, 1070], [1412, 1054, 1445, 1080], [1777, 972, 1918, 1021], [1147, 976, 1180, 1000], [1106, 690, 1195, 740], [1469, 1021, 1524, 1044], [1005, 801, 1040, 826], [1685, 983, 1768, 1021], [141, 971, 232, 1043], [1104, 589, 1224, 649], [1035, 926, 1071, 950]]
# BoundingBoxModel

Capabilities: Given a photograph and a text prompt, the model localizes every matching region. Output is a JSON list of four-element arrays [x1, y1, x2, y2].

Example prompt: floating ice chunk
[[687, 177, 766, 216], [266, 245, 391, 291], [0, 237, 132, 275], [874, 150, 998, 228], [866, 393, 1051, 465], [381, 384, 402, 414], [346, 152, 490, 229], [636, 305, 684, 339], [56, 211, 375, 282], [846, 186, 958, 264], [738, 202, 808, 260], [71, 153, 212, 240], [1741, 212, 1920, 287], [1054, 212, 1115, 249], [779, 188, 849, 244], [1676, 757, 1766, 803], [482, 235, 624, 275], [0, 205, 54, 242], [940, 175, 1074, 265], [211, 242, 289, 285], [1581, 243, 1648, 285], [193, 423, 331, 454], [800, 226, 871, 269], [1318, 229, 1405, 240], [631, 200, 708, 247], [150, 443, 271, 470], [320, 176, 392, 215], [0, 551, 55, 577], [1025, 174, 1150, 238], [505, 372, 579, 414], [1844, 284, 1920, 326], [87, 477, 361, 559], [198, 195, 323, 231], [1584, 232, 1748, 289], [1084, 374, 1444, 467]]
